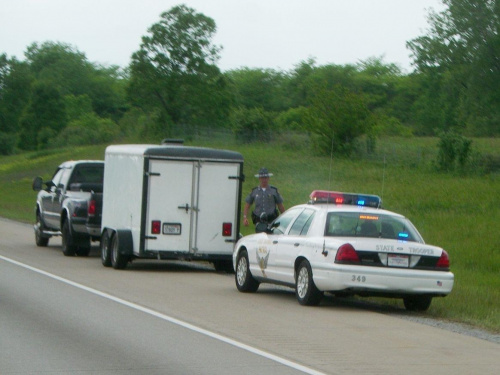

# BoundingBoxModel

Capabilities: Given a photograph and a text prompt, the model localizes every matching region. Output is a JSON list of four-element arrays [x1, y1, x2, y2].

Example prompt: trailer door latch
[[178, 203, 190, 213]]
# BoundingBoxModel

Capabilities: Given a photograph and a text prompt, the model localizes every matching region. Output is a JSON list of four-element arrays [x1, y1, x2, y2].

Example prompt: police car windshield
[[324, 212, 424, 243]]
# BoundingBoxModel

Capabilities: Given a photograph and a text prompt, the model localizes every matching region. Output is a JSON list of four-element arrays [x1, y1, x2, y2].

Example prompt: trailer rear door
[[145, 159, 240, 255]]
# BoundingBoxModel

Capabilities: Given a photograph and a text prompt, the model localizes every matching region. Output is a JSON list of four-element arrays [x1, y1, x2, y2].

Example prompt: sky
[[0, 0, 445, 73]]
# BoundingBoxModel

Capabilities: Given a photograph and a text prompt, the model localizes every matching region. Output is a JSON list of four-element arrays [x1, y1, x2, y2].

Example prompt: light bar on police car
[[309, 190, 382, 208]]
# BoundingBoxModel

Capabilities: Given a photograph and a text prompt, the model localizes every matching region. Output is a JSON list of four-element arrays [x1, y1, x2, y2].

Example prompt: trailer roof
[[105, 144, 243, 162]]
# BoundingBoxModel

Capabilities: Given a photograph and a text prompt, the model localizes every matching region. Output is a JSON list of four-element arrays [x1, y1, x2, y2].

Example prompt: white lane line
[[1, 255, 327, 375]]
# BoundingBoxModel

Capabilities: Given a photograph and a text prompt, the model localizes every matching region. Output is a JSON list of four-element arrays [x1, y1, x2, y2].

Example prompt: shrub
[[436, 130, 472, 172], [0, 132, 17, 155], [230, 107, 274, 143]]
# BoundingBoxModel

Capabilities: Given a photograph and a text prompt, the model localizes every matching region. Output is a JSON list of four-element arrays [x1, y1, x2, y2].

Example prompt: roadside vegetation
[[0, 135, 498, 333]]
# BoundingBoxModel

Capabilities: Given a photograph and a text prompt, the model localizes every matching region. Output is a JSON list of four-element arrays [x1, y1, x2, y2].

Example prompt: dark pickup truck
[[32, 160, 104, 256]]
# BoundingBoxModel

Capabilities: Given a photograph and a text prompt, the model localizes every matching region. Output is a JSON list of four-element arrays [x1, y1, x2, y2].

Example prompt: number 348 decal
[[352, 275, 366, 282]]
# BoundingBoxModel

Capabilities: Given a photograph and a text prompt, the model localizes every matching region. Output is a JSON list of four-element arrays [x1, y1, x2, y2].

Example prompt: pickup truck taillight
[[88, 200, 96, 217]]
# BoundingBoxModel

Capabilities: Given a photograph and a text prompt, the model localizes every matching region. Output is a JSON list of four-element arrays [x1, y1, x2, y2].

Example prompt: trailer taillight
[[222, 222, 232, 237], [151, 220, 161, 234]]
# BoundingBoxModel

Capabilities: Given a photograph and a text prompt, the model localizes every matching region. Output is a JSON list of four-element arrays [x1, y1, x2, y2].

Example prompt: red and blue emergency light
[[309, 190, 382, 208]]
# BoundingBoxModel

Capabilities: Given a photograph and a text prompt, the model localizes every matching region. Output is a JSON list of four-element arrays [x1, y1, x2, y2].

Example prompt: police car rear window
[[324, 212, 423, 242]]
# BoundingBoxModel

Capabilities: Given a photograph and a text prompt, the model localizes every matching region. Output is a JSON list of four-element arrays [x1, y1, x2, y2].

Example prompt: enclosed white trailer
[[100, 144, 244, 270]]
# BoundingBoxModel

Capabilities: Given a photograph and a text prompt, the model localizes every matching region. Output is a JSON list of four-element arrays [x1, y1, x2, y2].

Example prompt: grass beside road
[[1, 137, 499, 333]]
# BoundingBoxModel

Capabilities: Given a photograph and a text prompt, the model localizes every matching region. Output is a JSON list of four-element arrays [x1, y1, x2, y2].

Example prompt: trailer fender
[[115, 229, 134, 256]]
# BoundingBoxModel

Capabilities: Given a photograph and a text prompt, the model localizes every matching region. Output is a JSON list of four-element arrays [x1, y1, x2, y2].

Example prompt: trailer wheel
[[111, 233, 129, 270], [213, 260, 234, 273], [100, 231, 112, 267], [61, 220, 76, 256]]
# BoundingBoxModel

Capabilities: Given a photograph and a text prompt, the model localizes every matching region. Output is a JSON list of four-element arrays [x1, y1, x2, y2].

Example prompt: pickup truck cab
[[32, 160, 104, 256]]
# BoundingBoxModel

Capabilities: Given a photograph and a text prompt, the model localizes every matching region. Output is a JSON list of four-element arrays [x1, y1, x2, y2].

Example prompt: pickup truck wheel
[[35, 212, 49, 247], [75, 242, 91, 257], [100, 231, 112, 267], [111, 233, 128, 270], [61, 220, 76, 256]]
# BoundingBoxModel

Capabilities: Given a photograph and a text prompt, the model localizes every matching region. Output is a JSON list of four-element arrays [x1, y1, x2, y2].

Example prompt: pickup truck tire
[[75, 242, 91, 257], [100, 231, 112, 267], [111, 233, 129, 270], [35, 212, 49, 247], [61, 220, 77, 256]]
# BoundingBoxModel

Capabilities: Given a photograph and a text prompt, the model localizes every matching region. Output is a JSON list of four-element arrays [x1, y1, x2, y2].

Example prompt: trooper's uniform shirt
[[245, 186, 284, 222]]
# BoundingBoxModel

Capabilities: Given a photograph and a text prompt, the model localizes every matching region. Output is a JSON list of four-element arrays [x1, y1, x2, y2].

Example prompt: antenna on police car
[[381, 155, 386, 205], [328, 136, 335, 191]]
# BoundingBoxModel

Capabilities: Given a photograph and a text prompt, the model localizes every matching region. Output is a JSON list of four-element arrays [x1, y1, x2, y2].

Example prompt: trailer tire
[[100, 230, 112, 267], [213, 260, 234, 273], [111, 232, 130, 270]]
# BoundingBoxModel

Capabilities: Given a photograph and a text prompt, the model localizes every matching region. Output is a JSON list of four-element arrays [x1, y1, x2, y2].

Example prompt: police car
[[233, 190, 454, 311]]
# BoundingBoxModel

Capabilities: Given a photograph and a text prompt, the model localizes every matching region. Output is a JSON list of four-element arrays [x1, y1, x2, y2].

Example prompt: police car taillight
[[335, 243, 360, 263], [435, 250, 450, 269], [309, 190, 381, 208]]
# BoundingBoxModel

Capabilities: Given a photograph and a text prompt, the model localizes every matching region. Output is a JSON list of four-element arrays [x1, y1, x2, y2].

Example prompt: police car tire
[[296, 260, 323, 306], [403, 295, 432, 311], [235, 250, 259, 293]]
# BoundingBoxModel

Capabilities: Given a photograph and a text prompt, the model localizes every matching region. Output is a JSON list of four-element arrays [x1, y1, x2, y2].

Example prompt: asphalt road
[[0, 218, 498, 374]]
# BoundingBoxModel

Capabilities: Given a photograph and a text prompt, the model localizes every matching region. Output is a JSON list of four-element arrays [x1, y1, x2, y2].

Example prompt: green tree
[[18, 81, 67, 150], [306, 84, 372, 155], [0, 56, 33, 134], [226, 68, 290, 112], [128, 5, 229, 130], [25, 42, 127, 121], [407, 0, 500, 135]]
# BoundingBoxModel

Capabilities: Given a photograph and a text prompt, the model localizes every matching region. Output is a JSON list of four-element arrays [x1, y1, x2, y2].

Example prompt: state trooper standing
[[243, 167, 285, 230]]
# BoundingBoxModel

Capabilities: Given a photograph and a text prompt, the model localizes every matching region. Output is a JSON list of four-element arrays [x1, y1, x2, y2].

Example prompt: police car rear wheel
[[296, 260, 323, 306], [235, 250, 259, 292], [403, 295, 432, 311]]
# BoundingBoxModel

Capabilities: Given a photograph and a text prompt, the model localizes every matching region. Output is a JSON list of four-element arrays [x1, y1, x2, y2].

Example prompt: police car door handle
[[294, 243, 300, 247], [273, 240, 278, 244]]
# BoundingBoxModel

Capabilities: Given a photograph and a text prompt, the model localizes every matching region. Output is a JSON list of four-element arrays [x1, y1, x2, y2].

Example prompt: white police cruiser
[[233, 190, 454, 311]]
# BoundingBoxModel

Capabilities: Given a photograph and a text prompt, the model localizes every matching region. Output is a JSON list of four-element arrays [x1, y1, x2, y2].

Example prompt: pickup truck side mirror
[[32, 176, 43, 191]]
